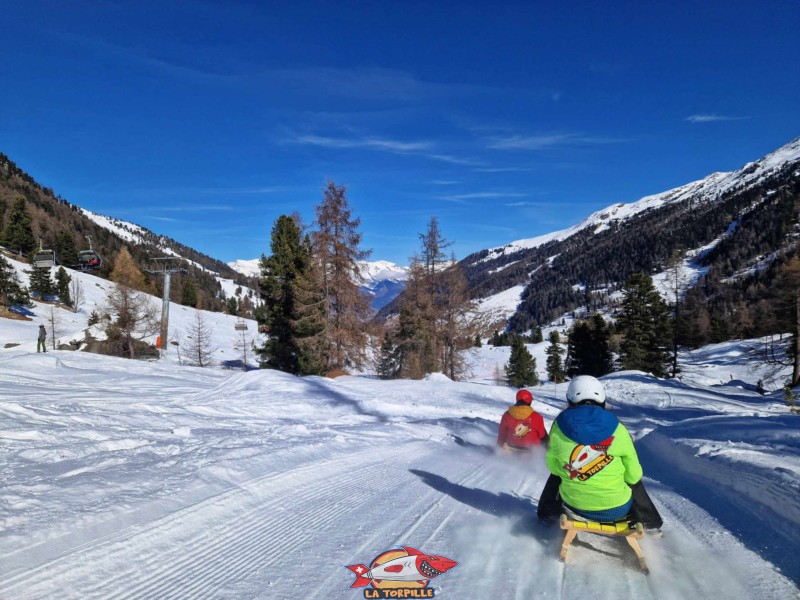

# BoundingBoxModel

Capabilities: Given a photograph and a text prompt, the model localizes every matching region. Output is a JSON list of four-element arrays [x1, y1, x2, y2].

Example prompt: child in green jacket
[[537, 376, 662, 528]]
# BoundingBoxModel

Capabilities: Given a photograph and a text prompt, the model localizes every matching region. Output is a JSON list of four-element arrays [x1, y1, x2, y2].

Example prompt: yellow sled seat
[[559, 513, 649, 574]]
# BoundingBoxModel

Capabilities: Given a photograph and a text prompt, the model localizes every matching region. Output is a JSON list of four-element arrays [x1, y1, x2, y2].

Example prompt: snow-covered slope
[[0, 254, 261, 368], [0, 339, 797, 599]]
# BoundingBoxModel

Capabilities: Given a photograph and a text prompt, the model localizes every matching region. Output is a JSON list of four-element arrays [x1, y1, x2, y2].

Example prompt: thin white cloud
[[292, 134, 432, 152], [488, 133, 629, 150], [439, 191, 527, 203], [685, 114, 749, 123], [288, 133, 483, 166]]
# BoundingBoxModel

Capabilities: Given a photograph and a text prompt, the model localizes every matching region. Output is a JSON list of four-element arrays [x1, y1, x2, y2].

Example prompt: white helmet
[[566, 375, 606, 407]]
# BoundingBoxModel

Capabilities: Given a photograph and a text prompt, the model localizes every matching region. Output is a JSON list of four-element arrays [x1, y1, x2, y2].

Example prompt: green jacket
[[546, 404, 643, 511]]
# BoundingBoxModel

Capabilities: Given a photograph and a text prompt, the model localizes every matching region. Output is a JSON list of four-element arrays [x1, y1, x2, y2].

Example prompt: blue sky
[[2, 1, 798, 265]]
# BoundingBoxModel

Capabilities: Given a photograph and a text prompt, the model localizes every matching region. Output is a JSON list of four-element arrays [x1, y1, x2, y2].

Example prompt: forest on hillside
[[0, 153, 256, 313]]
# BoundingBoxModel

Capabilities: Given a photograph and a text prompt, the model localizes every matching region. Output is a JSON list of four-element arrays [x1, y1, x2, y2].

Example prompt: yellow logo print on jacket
[[563, 436, 615, 481]]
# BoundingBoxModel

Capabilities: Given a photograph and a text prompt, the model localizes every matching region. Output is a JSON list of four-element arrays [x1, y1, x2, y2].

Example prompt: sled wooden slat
[[559, 514, 649, 575]]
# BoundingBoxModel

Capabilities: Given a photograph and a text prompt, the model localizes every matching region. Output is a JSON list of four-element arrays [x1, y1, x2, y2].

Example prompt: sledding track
[[3, 432, 796, 600], [1, 442, 433, 599], [1, 362, 798, 600]]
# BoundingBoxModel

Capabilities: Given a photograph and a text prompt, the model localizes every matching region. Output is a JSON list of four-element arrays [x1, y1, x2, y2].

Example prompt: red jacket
[[497, 404, 547, 448]]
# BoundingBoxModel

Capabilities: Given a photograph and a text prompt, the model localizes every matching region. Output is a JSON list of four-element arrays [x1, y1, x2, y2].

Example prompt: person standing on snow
[[497, 389, 548, 451], [536, 376, 662, 530], [37, 324, 47, 353]]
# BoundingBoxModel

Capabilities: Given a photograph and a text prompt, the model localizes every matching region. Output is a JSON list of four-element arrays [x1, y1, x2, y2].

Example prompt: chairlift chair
[[78, 236, 103, 271], [32, 239, 57, 268], [235, 320, 248, 331]]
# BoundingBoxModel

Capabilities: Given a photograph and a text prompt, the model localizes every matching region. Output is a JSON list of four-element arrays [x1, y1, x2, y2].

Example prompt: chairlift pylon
[[77, 235, 103, 271]]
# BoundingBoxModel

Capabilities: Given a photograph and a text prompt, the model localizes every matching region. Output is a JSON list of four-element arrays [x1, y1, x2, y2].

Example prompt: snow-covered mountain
[[461, 136, 800, 332], [356, 260, 409, 310], [227, 258, 262, 279], [481, 136, 800, 263]]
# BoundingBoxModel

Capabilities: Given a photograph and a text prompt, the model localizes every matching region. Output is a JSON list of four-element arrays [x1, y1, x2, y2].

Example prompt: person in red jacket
[[497, 389, 548, 451]]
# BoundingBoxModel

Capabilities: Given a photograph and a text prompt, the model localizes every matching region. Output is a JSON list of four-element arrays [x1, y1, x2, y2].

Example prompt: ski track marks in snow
[[2, 349, 799, 599], [1, 443, 432, 599]]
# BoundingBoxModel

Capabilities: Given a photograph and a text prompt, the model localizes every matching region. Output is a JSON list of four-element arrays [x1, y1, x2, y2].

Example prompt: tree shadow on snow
[[409, 469, 559, 542]]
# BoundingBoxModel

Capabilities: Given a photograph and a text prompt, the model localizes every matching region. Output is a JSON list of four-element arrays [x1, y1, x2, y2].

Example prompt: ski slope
[[1, 346, 798, 599]]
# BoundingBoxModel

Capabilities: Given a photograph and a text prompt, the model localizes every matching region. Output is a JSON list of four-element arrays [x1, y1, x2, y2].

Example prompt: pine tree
[[293, 251, 329, 375], [312, 182, 372, 371], [2, 197, 35, 255], [617, 273, 671, 377], [0, 255, 30, 307], [506, 336, 538, 387], [474, 334, 482, 348], [568, 316, 613, 377], [55, 267, 72, 306], [257, 215, 312, 374], [376, 331, 400, 379], [28, 264, 55, 297], [54, 230, 78, 268], [566, 320, 593, 377], [181, 279, 198, 307], [589, 313, 614, 376], [546, 330, 566, 383], [395, 258, 436, 378]]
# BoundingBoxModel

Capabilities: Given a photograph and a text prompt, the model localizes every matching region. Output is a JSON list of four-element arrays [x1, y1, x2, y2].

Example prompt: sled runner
[[558, 512, 649, 574]]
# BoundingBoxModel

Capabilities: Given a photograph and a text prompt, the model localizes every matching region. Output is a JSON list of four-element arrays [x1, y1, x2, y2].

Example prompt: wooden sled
[[559, 513, 649, 574]]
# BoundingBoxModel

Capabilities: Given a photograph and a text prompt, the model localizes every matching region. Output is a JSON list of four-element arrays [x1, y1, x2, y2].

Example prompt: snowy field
[[1, 257, 799, 599]]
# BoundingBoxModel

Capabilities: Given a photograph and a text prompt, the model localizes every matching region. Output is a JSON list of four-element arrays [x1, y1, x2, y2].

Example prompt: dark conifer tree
[[54, 230, 78, 268], [257, 215, 310, 374], [545, 330, 566, 383], [589, 313, 614, 376], [506, 336, 538, 387], [617, 274, 671, 377], [566, 321, 593, 377], [0, 255, 30, 307], [293, 246, 329, 375], [2, 197, 36, 254], [376, 331, 400, 379], [28, 265, 55, 297], [181, 279, 198, 307], [55, 267, 72, 306], [226, 296, 238, 316]]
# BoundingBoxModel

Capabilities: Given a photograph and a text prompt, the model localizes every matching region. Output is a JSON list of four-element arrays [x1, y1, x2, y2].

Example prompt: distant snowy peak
[[227, 259, 408, 283], [227, 258, 262, 279], [483, 136, 800, 262], [227, 258, 407, 310], [357, 260, 409, 285]]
